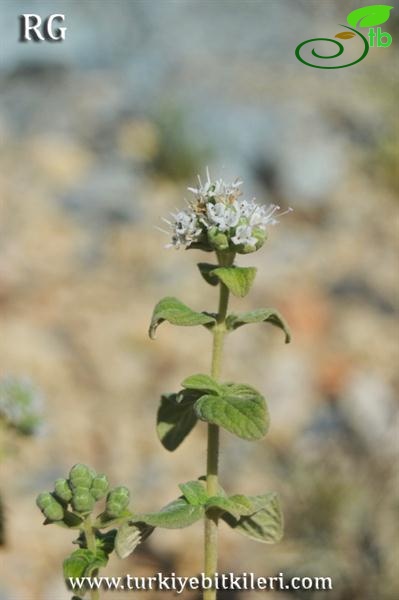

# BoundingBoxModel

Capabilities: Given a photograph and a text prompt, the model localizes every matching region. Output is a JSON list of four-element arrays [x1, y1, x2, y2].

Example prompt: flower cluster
[[161, 169, 292, 253]]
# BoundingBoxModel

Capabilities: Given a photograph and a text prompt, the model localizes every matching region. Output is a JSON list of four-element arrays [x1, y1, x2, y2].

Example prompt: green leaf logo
[[347, 5, 393, 28]]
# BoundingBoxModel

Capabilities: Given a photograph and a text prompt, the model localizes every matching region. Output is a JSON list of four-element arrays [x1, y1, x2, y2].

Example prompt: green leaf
[[212, 267, 257, 297], [181, 373, 222, 395], [227, 494, 255, 516], [195, 384, 269, 441], [115, 521, 154, 559], [226, 308, 291, 343], [138, 498, 204, 529], [179, 480, 209, 506], [93, 509, 133, 529], [205, 496, 242, 519], [222, 493, 283, 543], [149, 296, 215, 339], [197, 263, 219, 286], [157, 392, 198, 451], [347, 5, 393, 28], [63, 548, 108, 580]]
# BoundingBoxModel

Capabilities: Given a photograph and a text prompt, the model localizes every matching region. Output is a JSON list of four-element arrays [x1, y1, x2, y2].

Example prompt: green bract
[[106, 486, 130, 518], [69, 464, 95, 490], [36, 492, 64, 522], [72, 487, 96, 514], [54, 478, 73, 503], [90, 474, 109, 501]]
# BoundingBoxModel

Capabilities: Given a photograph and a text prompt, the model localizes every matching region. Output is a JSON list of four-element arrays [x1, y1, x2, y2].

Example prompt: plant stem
[[83, 516, 100, 600], [204, 251, 233, 600]]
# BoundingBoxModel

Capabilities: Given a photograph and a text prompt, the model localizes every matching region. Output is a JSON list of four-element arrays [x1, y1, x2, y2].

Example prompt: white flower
[[205, 201, 240, 232], [231, 224, 257, 247], [162, 209, 202, 249], [188, 167, 243, 204], [160, 169, 292, 251]]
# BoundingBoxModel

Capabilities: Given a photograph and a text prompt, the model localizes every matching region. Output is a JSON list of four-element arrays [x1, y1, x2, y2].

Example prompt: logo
[[295, 4, 393, 69], [19, 14, 67, 42]]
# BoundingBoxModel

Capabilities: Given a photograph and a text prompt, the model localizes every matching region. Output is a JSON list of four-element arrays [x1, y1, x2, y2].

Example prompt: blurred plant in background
[[0, 376, 43, 546]]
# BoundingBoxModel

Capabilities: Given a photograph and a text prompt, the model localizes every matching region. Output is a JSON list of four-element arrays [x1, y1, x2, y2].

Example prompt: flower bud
[[69, 464, 95, 490], [90, 474, 109, 501], [105, 486, 130, 517], [207, 227, 229, 251], [71, 486, 96, 513], [36, 492, 64, 521], [54, 478, 73, 503]]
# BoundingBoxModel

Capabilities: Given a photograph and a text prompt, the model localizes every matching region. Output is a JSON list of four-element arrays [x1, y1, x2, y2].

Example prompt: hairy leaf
[[222, 493, 283, 543], [195, 384, 269, 441], [149, 297, 215, 339], [93, 509, 133, 529], [179, 480, 209, 506], [181, 373, 222, 395], [347, 5, 393, 28], [226, 308, 291, 343], [227, 494, 256, 516], [157, 392, 198, 451], [138, 498, 204, 529], [63, 548, 108, 581], [197, 263, 219, 286], [115, 521, 154, 559], [205, 496, 242, 519], [211, 266, 257, 297]]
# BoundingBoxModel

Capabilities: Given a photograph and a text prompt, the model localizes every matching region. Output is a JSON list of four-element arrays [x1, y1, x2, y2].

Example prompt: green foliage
[[198, 264, 257, 297], [197, 262, 220, 286], [226, 308, 291, 343], [211, 267, 257, 297], [156, 391, 198, 451], [221, 492, 284, 544], [347, 5, 393, 28], [63, 548, 108, 579], [129, 479, 282, 545], [137, 498, 204, 529], [194, 383, 269, 441], [178, 480, 209, 506], [182, 373, 222, 395], [149, 296, 216, 339]]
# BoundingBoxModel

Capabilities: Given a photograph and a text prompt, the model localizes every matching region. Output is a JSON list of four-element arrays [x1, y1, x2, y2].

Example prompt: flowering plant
[[162, 169, 291, 252], [37, 171, 292, 600], [152, 171, 292, 600]]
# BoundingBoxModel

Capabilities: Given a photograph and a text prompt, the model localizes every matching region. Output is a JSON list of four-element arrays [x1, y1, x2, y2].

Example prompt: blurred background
[[0, 1, 398, 598]]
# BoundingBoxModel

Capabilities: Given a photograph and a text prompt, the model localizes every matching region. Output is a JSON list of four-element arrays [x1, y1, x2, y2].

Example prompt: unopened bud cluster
[[36, 464, 129, 523]]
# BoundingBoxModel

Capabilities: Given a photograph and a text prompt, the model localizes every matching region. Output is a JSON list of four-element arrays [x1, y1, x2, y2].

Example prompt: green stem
[[204, 251, 233, 600], [83, 516, 100, 600]]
